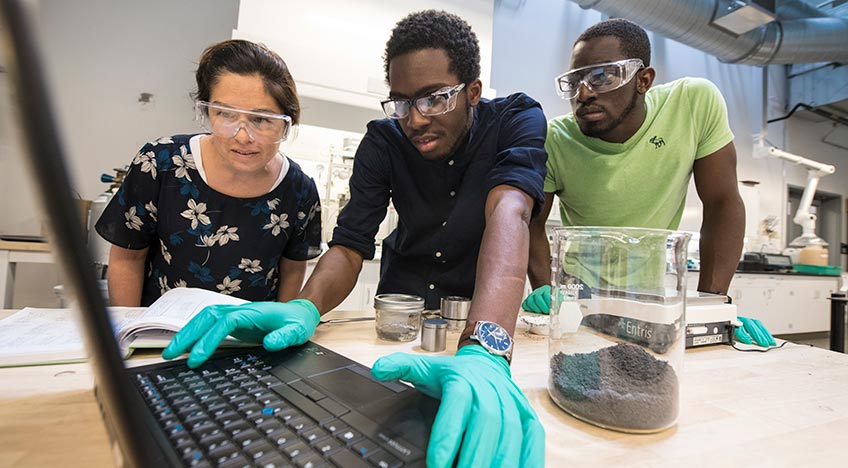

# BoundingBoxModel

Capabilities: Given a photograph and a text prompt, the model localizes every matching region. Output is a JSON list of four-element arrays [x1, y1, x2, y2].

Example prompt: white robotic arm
[[758, 146, 836, 245]]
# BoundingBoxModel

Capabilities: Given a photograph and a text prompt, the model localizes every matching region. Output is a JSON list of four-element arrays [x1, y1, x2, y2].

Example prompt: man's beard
[[578, 89, 639, 139]]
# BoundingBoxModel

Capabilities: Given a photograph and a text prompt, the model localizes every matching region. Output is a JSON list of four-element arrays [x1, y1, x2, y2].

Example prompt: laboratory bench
[[1, 309, 848, 467]]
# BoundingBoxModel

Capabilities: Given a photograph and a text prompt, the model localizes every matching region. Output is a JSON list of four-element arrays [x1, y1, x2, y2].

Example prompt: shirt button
[[429, 284, 435, 290], [450, 191, 456, 197], [448, 160, 455, 166], [435, 251, 442, 258]]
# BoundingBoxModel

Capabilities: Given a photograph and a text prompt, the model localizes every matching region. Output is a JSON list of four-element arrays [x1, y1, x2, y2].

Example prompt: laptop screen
[[0, 0, 166, 464]]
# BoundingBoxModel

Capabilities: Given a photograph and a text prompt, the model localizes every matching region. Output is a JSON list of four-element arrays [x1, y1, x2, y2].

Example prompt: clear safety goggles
[[555, 58, 644, 99], [195, 101, 292, 144], [381, 83, 466, 120]]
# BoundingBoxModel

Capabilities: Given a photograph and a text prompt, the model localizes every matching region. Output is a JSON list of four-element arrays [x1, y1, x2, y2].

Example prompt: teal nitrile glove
[[371, 345, 545, 468], [162, 299, 320, 368], [521, 285, 551, 314], [734, 316, 777, 347]]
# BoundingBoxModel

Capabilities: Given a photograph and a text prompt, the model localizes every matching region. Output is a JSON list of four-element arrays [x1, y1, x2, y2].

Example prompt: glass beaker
[[547, 227, 691, 433]]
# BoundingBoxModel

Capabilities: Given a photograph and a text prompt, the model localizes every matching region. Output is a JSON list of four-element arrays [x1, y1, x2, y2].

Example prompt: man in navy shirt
[[165, 10, 547, 466]]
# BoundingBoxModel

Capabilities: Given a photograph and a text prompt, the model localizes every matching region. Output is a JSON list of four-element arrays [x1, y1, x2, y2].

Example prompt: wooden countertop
[[0, 240, 50, 253], [1, 309, 847, 467]]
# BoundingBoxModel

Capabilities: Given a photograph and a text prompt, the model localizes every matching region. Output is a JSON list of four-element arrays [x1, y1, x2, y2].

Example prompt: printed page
[[0, 307, 144, 367], [116, 288, 247, 348]]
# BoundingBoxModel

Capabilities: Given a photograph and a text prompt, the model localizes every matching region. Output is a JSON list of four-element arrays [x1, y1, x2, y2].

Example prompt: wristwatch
[[460, 321, 513, 364]]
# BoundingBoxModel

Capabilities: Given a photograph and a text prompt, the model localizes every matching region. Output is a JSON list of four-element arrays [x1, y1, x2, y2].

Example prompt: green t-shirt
[[544, 77, 735, 230]]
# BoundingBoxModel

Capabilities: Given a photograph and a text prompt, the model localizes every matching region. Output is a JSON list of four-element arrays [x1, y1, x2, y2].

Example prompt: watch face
[[478, 322, 512, 353]]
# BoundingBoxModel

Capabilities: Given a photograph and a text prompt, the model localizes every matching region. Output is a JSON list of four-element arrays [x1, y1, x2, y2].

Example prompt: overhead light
[[711, 0, 776, 36]]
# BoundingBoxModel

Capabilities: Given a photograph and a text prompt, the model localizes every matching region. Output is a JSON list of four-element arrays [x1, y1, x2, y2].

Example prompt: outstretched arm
[[528, 192, 555, 289], [693, 142, 745, 294], [464, 185, 535, 336]]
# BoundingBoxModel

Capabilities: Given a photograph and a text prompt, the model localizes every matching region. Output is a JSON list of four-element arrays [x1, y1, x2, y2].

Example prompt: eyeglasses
[[195, 101, 292, 144], [381, 83, 466, 120], [555, 58, 644, 100]]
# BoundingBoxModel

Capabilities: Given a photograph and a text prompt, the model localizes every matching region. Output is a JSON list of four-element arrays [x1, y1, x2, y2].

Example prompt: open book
[[0, 288, 251, 367]]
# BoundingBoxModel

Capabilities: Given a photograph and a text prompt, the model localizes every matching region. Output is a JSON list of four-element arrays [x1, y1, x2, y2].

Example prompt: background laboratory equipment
[[87, 166, 127, 278], [548, 227, 691, 433]]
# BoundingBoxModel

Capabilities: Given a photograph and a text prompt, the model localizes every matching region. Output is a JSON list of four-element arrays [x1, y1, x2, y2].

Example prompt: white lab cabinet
[[687, 271, 840, 334]]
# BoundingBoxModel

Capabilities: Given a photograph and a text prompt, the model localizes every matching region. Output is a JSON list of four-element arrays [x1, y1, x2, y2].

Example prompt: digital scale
[[685, 291, 737, 348]]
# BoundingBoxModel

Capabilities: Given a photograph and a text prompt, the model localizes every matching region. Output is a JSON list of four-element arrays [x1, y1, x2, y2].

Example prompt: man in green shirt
[[524, 19, 746, 316]]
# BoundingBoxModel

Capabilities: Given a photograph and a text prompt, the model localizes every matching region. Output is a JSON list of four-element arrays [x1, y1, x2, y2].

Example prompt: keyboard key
[[186, 417, 214, 432], [176, 401, 202, 416], [244, 439, 275, 460], [301, 427, 328, 443], [237, 402, 262, 416], [322, 419, 348, 434], [219, 454, 251, 468], [276, 408, 301, 422], [329, 448, 372, 468], [366, 449, 402, 468], [255, 451, 292, 468], [283, 441, 309, 459], [233, 428, 263, 447], [224, 419, 250, 433], [257, 419, 286, 435], [336, 428, 363, 445], [267, 427, 297, 448], [287, 417, 314, 433], [209, 445, 239, 464], [312, 436, 342, 455], [194, 426, 223, 441], [294, 452, 328, 468], [351, 439, 379, 458], [198, 433, 227, 451], [217, 411, 241, 427]]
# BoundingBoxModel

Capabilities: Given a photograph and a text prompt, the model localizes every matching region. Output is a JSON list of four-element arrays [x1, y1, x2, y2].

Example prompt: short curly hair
[[384, 10, 481, 85], [575, 18, 651, 67]]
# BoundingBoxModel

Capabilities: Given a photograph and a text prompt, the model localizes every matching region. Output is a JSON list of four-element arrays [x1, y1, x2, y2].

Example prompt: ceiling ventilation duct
[[570, 0, 848, 64], [712, 0, 776, 35]]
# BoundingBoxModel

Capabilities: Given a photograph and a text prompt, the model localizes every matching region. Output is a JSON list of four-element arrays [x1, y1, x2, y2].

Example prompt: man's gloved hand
[[521, 285, 551, 314], [371, 345, 545, 468], [162, 299, 320, 368], [734, 316, 776, 347]]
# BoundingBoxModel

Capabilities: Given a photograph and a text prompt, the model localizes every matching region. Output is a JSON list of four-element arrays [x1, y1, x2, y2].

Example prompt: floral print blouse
[[96, 134, 322, 306]]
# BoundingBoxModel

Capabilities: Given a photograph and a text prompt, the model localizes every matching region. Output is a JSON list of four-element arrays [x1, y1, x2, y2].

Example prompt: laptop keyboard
[[134, 352, 404, 468]]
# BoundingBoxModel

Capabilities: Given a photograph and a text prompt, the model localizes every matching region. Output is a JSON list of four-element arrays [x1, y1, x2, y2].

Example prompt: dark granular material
[[549, 343, 679, 431]]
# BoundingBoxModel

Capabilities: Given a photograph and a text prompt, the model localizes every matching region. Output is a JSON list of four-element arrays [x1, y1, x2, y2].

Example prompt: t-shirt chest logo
[[649, 135, 665, 149]]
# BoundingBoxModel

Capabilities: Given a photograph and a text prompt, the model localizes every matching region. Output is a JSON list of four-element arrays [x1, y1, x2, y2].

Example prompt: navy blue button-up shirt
[[329, 93, 547, 309]]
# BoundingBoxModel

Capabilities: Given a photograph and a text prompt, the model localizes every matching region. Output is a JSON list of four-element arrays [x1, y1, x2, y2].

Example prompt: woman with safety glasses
[[96, 39, 322, 307]]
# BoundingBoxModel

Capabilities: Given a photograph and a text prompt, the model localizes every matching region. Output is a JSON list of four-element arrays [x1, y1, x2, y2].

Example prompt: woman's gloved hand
[[162, 299, 320, 368], [371, 345, 545, 468], [521, 285, 551, 314], [734, 316, 776, 347]]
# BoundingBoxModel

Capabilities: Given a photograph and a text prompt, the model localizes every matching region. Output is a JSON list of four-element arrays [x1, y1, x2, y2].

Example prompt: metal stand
[[829, 293, 847, 353]]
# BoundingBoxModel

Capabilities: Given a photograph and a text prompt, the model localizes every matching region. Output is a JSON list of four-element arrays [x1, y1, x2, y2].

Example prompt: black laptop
[[0, 1, 437, 466]]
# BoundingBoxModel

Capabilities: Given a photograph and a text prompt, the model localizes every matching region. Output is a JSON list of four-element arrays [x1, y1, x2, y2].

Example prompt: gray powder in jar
[[549, 343, 679, 431]]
